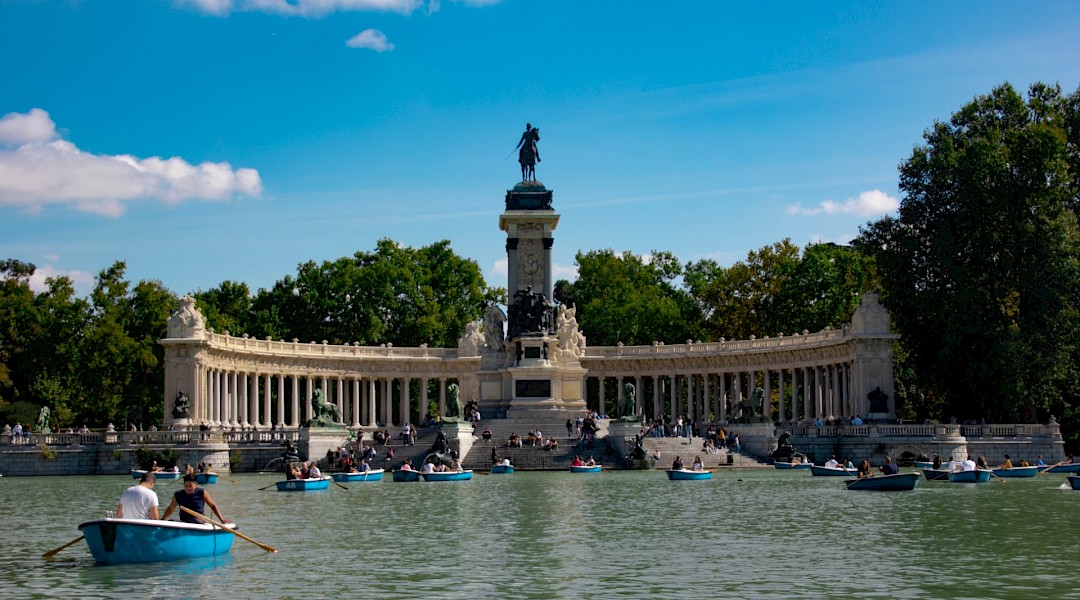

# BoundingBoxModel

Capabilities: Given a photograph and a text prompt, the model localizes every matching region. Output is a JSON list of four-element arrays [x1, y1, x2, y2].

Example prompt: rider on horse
[[517, 123, 540, 181]]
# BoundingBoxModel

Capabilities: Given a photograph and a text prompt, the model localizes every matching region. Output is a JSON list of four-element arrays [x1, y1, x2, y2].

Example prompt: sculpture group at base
[[306, 389, 342, 427]]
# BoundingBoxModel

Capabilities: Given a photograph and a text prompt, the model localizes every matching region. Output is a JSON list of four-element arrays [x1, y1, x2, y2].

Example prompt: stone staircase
[[634, 436, 766, 469]]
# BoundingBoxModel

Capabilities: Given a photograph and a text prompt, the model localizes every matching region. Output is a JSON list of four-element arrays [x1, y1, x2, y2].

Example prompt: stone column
[[276, 375, 285, 428], [421, 377, 430, 422], [400, 377, 411, 426], [634, 376, 643, 415], [382, 378, 392, 426], [814, 367, 823, 419], [718, 372, 727, 422], [367, 377, 377, 426], [352, 378, 361, 427], [598, 377, 606, 416], [305, 377, 314, 424], [336, 377, 345, 423], [763, 370, 772, 419], [652, 375, 661, 420], [291, 376, 300, 427], [778, 369, 786, 423]]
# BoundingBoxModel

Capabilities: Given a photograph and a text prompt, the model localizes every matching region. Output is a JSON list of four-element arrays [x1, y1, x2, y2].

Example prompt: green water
[[2, 470, 1078, 599]]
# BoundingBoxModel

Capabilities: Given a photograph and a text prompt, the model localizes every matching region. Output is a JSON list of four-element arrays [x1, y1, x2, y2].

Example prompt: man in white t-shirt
[[117, 472, 159, 520], [420, 461, 436, 474], [825, 456, 839, 469], [961, 456, 977, 471]]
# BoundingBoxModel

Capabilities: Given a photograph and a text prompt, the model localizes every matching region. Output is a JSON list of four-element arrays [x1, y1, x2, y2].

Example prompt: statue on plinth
[[443, 383, 463, 422], [507, 285, 553, 339], [306, 388, 342, 427], [172, 391, 190, 420], [516, 123, 540, 182], [36, 405, 51, 432], [618, 382, 639, 422]]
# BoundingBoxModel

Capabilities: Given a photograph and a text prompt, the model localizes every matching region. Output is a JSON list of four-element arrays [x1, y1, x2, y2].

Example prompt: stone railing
[[787, 423, 1055, 439], [205, 332, 462, 359], [584, 329, 846, 358], [0, 428, 302, 447]]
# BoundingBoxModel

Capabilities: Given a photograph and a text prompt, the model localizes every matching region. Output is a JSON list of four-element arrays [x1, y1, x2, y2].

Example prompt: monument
[[473, 125, 588, 419]]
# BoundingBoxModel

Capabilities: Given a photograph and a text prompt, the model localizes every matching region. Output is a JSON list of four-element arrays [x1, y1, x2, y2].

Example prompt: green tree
[[856, 82, 1080, 422], [556, 249, 697, 346], [249, 239, 496, 347], [194, 280, 251, 335]]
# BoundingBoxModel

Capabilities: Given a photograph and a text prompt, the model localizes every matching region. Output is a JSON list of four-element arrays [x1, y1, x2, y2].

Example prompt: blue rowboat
[[78, 518, 235, 564], [275, 477, 330, 491], [810, 465, 857, 477], [332, 469, 385, 483], [774, 461, 812, 470], [570, 465, 602, 473], [914, 461, 934, 470], [666, 469, 713, 481], [922, 468, 951, 481], [392, 469, 421, 482], [948, 469, 992, 483], [490, 465, 515, 474], [991, 466, 1039, 478], [194, 472, 219, 485], [845, 472, 920, 491], [1068, 476, 1080, 490], [1041, 463, 1080, 474], [422, 470, 473, 482], [131, 470, 181, 480]]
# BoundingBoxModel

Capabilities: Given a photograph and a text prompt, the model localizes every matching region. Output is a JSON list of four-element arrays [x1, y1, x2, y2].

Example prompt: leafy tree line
[[0, 240, 500, 429], [855, 82, 1080, 434]]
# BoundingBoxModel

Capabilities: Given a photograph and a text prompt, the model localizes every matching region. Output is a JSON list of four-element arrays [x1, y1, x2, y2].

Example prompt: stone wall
[[0, 446, 231, 477]]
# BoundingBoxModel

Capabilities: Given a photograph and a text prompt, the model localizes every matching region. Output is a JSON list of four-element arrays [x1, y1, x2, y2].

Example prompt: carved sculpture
[[457, 321, 485, 355], [167, 294, 206, 338], [307, 388, 341, 427], [618, 382, 638, 421], [516, 123, 540, 181], [172, 391, 190, 419], [484, 304, 507, 352]]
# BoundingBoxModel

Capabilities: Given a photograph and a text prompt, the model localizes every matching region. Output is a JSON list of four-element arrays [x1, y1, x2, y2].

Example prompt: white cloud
[[0, 109, 262, 217], [28, 263, 95, 295], [0, 108, 57, 146], [346, 29, 395, 52], [490, 258, 508, 279], [180, 0, 425, 17], [786, 189, 899, 217]]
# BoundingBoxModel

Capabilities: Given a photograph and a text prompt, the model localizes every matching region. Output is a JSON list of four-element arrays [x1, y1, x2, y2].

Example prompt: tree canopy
[[856, 82, 1080, 423]]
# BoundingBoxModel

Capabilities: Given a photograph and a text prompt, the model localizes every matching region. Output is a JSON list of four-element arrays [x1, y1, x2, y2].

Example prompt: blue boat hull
[[194, 473, 218, 484], [991, 466, 1039, 478], [948, 470, 992, 483], [1042, 463, 1080, 474], [78, 518, 234, 565], [392, 470, 421, 482], [131, 470, 181, 480], [914, 461, 934, 470], [810, 465, 857, 477], [332, 469, 385, 483], [275, 477, 330, 491], [1068, 476, 1080, 490], [666, 469, 713, 480], [845, 473, 920, 491], [422, 470, 473, 481], [570, 465, 603, 473], [490, 465, 515, 474], [922, 468, 951, 481], [774, 462, 812, 470]]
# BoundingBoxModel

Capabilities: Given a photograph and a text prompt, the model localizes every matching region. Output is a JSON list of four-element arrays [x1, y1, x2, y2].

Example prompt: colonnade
[[587, 362, 855, 425], [190, 368, 457, 429]]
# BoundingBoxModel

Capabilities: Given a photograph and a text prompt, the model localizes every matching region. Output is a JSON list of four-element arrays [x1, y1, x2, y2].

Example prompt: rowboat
[[570, 465, 603, 473], [845, 472, 920, 491], [422, 470, 473, 482], [948, 469, 992, 483], [331, 469, 385, 483], [922, 468, 951, 481], [275, 476, 331, 491], [1040, 463, 1080, 474], [810, 465, 857, 477], [990, 466, 1039, 478], [392, 469, 421, 482], [1068, 476, 1080, 490], [490, 464, 515, 474], [194, 472, 218, 484], [78, 518, 235, 564], [774, 461, 812, 470], [130, 469, 181, 480], [914, 461, 934, 470], [666, 469, 713, 481]]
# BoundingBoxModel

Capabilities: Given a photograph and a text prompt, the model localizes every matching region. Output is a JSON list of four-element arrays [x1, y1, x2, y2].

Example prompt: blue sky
[[2, 1, 1080, 298]]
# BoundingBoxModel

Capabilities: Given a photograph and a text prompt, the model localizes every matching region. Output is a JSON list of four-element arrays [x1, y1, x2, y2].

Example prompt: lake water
[[3, 469, 1079, 599]]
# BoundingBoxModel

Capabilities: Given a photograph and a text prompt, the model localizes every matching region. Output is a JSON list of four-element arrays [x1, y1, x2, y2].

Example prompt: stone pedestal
[[439, 421, 476, 462], [299, 427, 349, 465]]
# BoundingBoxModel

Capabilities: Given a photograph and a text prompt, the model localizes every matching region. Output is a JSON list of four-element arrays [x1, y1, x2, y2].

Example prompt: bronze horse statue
[[517, 123, 540, 181]]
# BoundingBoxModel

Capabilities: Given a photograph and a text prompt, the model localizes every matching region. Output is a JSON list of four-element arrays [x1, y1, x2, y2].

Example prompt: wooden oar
[[1036, 460, 1070, 474], [986, 469, 1006, 483], [257, 482, 279, 491], [330, 478, 349, 491], [42, 535, 84, 559], [179, 506, 277, 553]]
